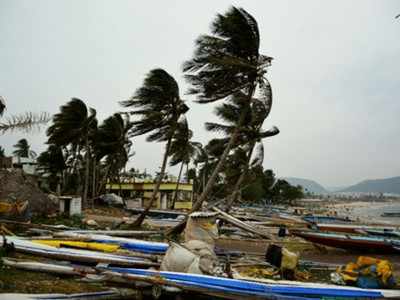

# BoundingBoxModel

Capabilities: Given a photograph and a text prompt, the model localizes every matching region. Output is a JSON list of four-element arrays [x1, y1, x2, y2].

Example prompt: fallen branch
[[212, 207, 275, 241]]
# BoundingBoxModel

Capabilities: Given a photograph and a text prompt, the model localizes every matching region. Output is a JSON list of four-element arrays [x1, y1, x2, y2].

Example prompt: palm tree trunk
[[132, 137, 172, 227], [170, 161, 184, 209], [167, 86, 256, 235], [83, 136, 90, 208], [225, 141, 255, 212], [75, 145, 81, 195], [166, 124, 241, 235], [92, 158, 96, 198]]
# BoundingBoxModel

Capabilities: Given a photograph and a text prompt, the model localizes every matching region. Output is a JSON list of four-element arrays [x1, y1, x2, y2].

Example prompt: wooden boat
[[291, 230, 399, 253], [302, 215, 351, 224], [2, 257, 96, 276], [313, 223, 399, 234], [363, 229, 400, 238], [382, 211, 400, 217]]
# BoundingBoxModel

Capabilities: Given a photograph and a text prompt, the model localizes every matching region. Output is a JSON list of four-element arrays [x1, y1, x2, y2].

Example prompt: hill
[[340, 176, 400, 194], [283, 177, 329, 194]]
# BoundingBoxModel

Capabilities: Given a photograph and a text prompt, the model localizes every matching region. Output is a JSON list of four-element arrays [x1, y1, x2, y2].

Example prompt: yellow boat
[[0, 200, 28, 215], [31, 240, 120, 253]]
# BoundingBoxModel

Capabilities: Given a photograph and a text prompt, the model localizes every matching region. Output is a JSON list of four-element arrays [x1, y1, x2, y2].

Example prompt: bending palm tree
[[13, 138, 36, 158], [168, 118, 202, 209], [121, 69, 189, 227], [47, 98, 97, 206], [169, 6, 273, 234], [95, 113, 133, 197], [205, 92, 279, 211]]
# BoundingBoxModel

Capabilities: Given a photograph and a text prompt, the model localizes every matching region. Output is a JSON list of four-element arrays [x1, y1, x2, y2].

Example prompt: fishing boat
[[291, 230, 399, 253], [302, 215, 351, 224], [1, 236, 159, 267], [311, 223, 399, 234], [381, 211, 400, 217], [53, 232, 169, 254], [363, 229, 400, 238], [106, 267, 398, 299]]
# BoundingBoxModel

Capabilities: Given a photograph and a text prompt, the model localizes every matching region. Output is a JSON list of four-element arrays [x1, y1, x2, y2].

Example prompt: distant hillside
[[283, 177, 329, 194], [340, 176, 400, 194]]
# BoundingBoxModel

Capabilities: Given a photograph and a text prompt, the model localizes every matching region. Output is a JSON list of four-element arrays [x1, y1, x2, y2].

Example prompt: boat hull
[[292, 231, 397, 253]]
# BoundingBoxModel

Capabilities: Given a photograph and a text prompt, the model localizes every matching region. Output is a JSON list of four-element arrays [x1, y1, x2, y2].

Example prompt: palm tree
[[13, 138, 36, 158], [37, 144, 67, 194], [205, 93, 279, 211], [168, 118, 202, 209], [169, 6, 273, 234], [121, 69, 189, 227], [47, 98, 97, 206], [95, 113, 133, 197]]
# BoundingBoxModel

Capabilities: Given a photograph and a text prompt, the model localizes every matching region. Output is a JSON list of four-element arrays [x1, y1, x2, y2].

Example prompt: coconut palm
[[168, 118, 202, 209], [182, 6, 272, 210], [13, 138, 36, 158], [47, 98, 97, 206], [205, 92, 279, 211], [37, 144, 67, 193], [121, 69, 189, 227], [169, 6, 273, 234], [95, 113, 133, 196]]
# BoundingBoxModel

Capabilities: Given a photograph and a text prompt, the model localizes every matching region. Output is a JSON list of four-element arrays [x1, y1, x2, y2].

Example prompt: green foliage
[[183, 6, 272, 103], [169, 118, 201, 167], [13, 138, 36, 158], [47, 98, 96, 147], [240, 167, 304, 205], [120, 69, 188, 142]]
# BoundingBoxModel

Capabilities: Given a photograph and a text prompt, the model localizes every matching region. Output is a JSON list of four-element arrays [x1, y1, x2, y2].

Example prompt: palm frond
[[259, 126, 280, 138], [0, 112, 51, 134]]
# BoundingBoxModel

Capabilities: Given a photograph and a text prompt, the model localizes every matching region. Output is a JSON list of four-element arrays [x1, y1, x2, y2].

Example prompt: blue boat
[[107, 267, 387, 299]]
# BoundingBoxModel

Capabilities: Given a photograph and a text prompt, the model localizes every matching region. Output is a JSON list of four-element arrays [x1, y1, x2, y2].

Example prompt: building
[[0, 156, 37, 175], [12, 156, 37, 175], [105, 180, 193, 210]]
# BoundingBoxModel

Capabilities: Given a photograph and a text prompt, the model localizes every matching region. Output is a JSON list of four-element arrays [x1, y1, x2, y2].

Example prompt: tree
[[37, 144, 67, 193], [168, 118, 202, 209], [176, 6, 273, 223], [13, 138, 36, 158], [121, 69, 189, 227], [47, 98, 97, 206], [204, 91, 279, 211], [95, 113, 133, 197], [169, 6, 273, 234]]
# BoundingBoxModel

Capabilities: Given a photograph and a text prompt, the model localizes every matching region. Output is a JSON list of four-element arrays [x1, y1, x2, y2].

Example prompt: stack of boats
[[291, 214, 400, 253], [2, 208, 400, 299]]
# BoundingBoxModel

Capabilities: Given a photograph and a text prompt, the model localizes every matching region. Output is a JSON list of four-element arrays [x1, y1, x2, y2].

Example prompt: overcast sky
[[1, 0, 399, 187]]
